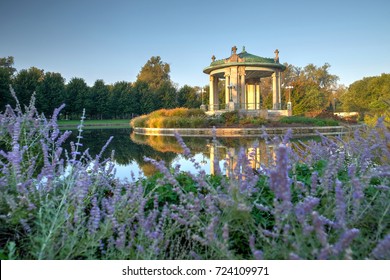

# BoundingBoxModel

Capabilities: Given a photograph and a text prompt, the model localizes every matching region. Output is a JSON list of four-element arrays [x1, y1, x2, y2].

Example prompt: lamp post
[[200, 87, 206, 111], [200, 87, 205, 105], [227, 83, 235, 102], [332, 90, 336, 114], [286, 85, 293, 102], [286, 85, 293, 114], [227, 83, 235, 111]]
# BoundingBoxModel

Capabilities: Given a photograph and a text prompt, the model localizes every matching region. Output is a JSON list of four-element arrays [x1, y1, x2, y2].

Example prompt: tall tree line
[[0, 56, 204, 119]]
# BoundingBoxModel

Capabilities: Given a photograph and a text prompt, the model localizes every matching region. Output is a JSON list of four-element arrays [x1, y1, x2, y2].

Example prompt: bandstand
[[203, 46, 288, 116]]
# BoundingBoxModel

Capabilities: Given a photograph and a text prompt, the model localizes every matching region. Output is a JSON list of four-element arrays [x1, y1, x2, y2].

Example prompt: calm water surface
[[66, 128, 307, 181]]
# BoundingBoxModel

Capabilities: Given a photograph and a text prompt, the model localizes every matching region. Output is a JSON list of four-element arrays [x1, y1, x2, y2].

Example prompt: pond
[[65, 128, 310, 181]]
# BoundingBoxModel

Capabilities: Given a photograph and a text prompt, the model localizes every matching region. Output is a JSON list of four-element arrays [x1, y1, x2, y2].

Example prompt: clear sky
[[1, 0, 389, 88]]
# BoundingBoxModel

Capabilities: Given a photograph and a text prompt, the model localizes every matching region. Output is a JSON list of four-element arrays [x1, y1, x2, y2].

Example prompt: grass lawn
[[58, 119, 130, 129]]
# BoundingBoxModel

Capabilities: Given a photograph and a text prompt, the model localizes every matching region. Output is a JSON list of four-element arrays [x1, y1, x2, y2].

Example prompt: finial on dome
[[274, 49, 279, 63]]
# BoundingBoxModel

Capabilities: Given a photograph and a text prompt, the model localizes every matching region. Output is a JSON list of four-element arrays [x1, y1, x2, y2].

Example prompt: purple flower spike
[[371, 234, 390, 259], [335, 180, 346, 229]]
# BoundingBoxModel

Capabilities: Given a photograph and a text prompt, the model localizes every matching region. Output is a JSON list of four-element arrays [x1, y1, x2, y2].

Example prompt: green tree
[[156, 81, 178, 109], [13, 67, 44, 109], [133, 81, 156, 114], [136, 56, 171, 90], [36, 72, 66, 116], [177, 85, 202, 108], [66, 77, 90, 118], [288, 63, 339, 115], [109, 81, 133, 119], [0, 56, 16, 110], [88, 79, 109, 119], [119, 82, 140, 118], [340, 73, 390, 124], [0, 56, 16, 73]]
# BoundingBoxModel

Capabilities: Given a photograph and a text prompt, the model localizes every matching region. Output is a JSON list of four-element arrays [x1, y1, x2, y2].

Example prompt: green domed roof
[[203, 46, 286, 74]]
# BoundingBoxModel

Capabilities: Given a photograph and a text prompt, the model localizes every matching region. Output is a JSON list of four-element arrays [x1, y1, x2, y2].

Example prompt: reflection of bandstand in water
[[208, 139, 278, 176]]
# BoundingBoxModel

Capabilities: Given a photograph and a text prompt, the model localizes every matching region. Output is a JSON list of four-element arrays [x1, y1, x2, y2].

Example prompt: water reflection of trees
[[130, 133, 210, 154], [65, 129, 177, 168], [66, 129, 318, 178]]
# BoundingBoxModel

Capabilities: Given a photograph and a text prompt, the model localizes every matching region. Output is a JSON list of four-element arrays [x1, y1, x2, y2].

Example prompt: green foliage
[[280, 116, 339, 126], [65, 77, 89, 119], [283, 63, 340, 115], [0, 68, 13, 110], [1, 56, 205, 120], [108, 81, 133, 119], [136, 56, 170, 90], [131, 108, 270, 128], [221, 111, 239, 126], [0, 56, 16, 110], [340, 74, 390, 125], [13, 67, 44, 110], [36, 72, 65, 116], [131, 108, 208, 128], [88, 79, 109, 119], [0, 56, 16, 74], [177, 85, 202, 108], [238, 116, 268, 126]]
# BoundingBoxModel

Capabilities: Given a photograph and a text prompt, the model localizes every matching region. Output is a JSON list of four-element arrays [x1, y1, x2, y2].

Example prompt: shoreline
[[133, 124, 364, 137]]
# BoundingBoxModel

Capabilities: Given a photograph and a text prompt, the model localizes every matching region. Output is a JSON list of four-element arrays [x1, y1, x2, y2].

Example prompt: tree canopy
[[340, 73, 390, 124], [13, 67, 44, 109], [0, 56, 16, 110], [136, 56, 171, 90], [280, 63, 339, 115]]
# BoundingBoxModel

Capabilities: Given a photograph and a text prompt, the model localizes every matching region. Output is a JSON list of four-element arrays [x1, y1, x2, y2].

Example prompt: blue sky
[[1, 0, 389, 88]]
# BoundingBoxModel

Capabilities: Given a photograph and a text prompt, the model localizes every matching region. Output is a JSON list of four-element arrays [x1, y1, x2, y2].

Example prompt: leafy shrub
[[130, 115, 147, 128], [280, 116, 339, 126], [238, 116, 268, 126], [221, 110, 239, 126], [130, 108, 207, 128]]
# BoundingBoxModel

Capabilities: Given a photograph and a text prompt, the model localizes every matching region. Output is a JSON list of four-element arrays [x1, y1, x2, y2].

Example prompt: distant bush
[[221, 111, 239, 126], [239, 116, 268, 126], [131, 109, 342, 129], [131, 108, 208, 128], [150, 108, 205, 118], [130, 115, 147, 128], [280, 116, 339, 126]]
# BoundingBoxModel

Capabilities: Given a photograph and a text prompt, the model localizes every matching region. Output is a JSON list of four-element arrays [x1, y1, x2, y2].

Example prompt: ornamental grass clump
[[0, 87, 389, 260]]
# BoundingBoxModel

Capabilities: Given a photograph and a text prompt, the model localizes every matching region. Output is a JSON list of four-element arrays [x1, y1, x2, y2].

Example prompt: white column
[[272, 72, 280, 110], [277, 71, 281, 109], [239, 69, 246, 110], [256, 83, 260, 110], [213, 76, 219, 111], [248, 84, 255, 110], [209, 75, 215, 111], [225, 74, 230, 105], [230, 67, 238, 104]]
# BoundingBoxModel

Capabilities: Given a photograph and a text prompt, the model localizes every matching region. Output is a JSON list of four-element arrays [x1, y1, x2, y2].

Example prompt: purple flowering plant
[[0, 88, 389, 260]]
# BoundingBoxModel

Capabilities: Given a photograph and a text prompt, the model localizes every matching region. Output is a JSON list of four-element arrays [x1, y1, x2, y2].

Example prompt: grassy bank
[[58, 119, 130, 129], [130, 108, 269, 128], [130, 108, 343, 129]]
